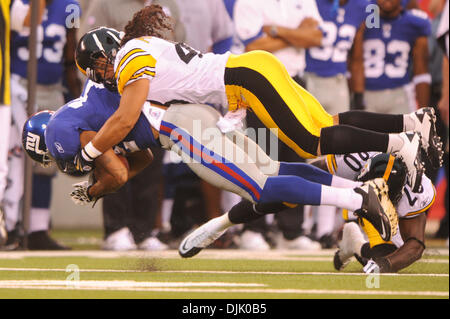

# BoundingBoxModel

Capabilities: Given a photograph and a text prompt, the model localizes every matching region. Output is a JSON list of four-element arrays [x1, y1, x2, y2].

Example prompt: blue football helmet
[[22, 110, 55, 167]]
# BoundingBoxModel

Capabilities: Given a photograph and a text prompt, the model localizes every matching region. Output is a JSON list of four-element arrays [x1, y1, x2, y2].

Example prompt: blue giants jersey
[[45, 80, 158, 163], [305, 0, 369, 77], [10, 0, 80, 84], [363, 8, 431, 90]]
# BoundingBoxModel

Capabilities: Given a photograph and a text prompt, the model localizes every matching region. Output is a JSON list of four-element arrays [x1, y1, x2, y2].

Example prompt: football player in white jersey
[[313, 152, 434, 273], [74, 5, 444, 194]]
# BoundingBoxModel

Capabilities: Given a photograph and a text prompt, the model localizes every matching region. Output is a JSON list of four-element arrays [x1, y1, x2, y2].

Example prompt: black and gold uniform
[[114, 36, 333, 159]]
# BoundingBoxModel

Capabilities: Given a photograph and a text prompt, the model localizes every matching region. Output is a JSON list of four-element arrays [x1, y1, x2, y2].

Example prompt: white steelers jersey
[[326, 152, 436, 219], [114, 36, 231, 107]]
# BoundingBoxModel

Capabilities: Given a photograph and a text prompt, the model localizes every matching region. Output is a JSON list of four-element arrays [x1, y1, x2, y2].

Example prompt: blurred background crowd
[[0, 0, 448, 251]]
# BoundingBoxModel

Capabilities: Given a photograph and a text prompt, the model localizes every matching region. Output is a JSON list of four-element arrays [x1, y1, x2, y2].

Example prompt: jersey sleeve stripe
[[116, 51, 155, 78], [130, 68, 155, 81], [115, 48, 145, 78], [403, 185, 436, 218], [117, 55, 156, 94]]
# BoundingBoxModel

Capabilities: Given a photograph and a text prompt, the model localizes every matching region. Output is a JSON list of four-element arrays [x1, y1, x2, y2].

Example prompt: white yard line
[[0, 280, 447, 297], [0, 267, 447, 277], [0, 249, 448, 260]]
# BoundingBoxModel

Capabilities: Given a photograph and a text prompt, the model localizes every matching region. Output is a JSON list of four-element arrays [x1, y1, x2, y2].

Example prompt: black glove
[[350, 92, 365, 110]]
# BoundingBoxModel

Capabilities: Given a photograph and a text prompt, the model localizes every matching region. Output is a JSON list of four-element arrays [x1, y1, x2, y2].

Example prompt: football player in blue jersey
[[357, 0, 432, 114], [5, 0, 81, 249], [305, 0, 370, 113]]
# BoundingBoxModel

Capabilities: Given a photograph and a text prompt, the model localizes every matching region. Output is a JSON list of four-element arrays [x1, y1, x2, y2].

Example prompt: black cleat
[[412, 107, 444, 169], [353, 179, 393, 242], [27, 231, 71, 250]]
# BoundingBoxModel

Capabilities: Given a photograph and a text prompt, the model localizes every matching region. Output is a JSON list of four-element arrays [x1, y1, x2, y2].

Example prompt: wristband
[[413, 73, 431, 85], [83, 142, 102, 161]]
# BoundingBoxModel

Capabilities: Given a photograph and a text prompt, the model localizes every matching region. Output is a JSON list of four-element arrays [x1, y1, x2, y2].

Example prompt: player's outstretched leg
[[179, 178, 395, 258], [178, 214, 232, 258]]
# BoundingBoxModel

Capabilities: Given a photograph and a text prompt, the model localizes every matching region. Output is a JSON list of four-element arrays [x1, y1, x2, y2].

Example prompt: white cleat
[[138, 237, 169, 251], [238, 230, 271, 250], [179, 218, 227, 258], [102, 227, 137, 251], [410, 107, 444, 168], [276, 235, 321, 250], [394, 132, 424, 192], [333, 222, 365, 271]]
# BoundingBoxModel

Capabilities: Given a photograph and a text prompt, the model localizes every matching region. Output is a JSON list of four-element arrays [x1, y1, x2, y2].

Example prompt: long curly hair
[[121, 5, 173, 46]]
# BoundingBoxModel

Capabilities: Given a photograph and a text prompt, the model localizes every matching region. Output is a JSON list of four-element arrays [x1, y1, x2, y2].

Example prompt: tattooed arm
[[79, 131, 153, 198]]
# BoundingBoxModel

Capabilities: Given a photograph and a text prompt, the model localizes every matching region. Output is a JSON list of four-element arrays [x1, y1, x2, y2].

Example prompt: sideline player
[[6, 0, 80, 249], [357, 0, 432, 113], [74, 5, 443, 193], [314, 152, 434, 273], [22, 78, 397, 244], [0, 0, 13, 246]]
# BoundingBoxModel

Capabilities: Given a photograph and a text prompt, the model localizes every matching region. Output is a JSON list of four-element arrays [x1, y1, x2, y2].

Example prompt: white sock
[[316, 205, 337, 238], [403, 113, 416, 131], [29, 207, 50, 233], [160, 199, 174, 231], [320, 186, 363, 212], [211, 212, 234, 231], [331, 175, 362, 188], [387, 134, 405, 153]]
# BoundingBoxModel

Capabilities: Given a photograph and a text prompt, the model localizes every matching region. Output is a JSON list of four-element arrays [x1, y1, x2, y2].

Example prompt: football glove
[[70, 180, 94, 206], [72, 147, 96, 175], [363, 257, 392, 273]]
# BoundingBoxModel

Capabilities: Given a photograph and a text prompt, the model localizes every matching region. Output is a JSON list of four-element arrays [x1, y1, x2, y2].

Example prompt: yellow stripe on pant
[[359, 218, 393, 247], [342, 211, 392, 248], [224, 51, 333, 159]]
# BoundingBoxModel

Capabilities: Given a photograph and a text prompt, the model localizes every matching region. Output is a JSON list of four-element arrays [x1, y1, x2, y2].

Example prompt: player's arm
[[79, 131, 153, 198], [88, 79, 149, 155], [271, 18, 323, 49], [348, 23, 366, 109], [376, 213, 427, 273], [412, 36, 431, 108], [245, 32, 290, 53], [10, 0, 46, 31], [64, 27, 82, 99], [125, 148, 154, 180]]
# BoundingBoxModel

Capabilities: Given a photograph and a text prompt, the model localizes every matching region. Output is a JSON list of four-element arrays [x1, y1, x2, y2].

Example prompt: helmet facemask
[[88, 50, 117, 91], [75, 27, 122, 92]]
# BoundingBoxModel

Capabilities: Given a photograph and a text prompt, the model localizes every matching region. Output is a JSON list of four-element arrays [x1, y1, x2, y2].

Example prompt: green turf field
[[0, 231, 448, 300]]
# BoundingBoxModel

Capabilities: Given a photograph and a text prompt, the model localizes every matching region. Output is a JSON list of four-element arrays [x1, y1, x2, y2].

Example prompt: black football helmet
[[358, 153, 407, 205], [76, 27, 122, 91]]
